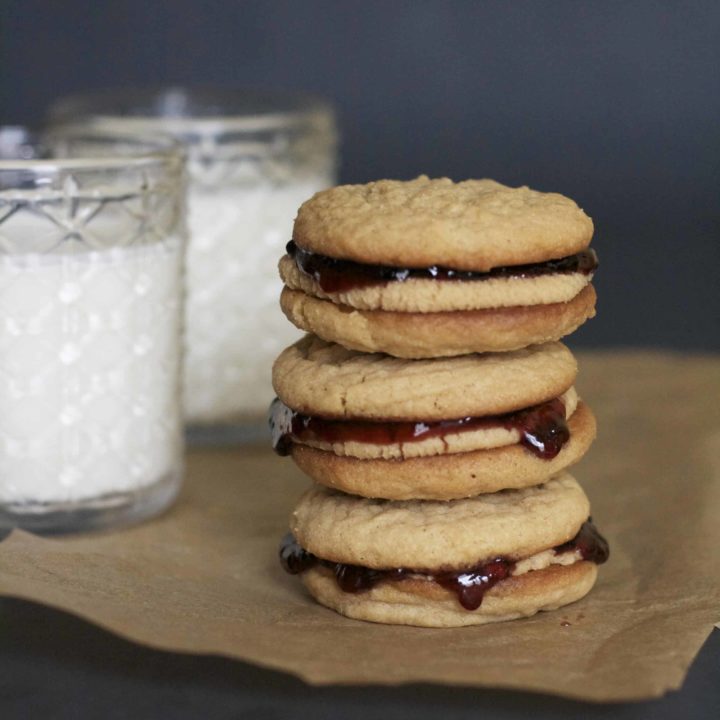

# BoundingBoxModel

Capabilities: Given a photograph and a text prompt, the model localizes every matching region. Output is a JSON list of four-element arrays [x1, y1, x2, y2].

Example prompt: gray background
[[0, 2, 718, 718], [1, 0, 718, 349]]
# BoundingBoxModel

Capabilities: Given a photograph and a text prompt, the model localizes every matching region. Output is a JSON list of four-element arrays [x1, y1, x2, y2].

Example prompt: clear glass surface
[[0, 127, 186, 533], [50, 88, 339, 431]]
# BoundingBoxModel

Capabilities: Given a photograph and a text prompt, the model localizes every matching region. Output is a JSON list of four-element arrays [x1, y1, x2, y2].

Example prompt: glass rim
[[48, 86, 336, 137], [0, 125, 184, 173]]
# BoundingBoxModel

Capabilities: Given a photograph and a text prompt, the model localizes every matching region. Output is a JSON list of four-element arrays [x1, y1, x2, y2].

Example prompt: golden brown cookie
[[281, 475, 608, 626], [290, 402, 596, 500], [293, 177, 593, 270], [272, 335, 577, 420], [292, 474, 588, 567], [271, 334, 592, 494], [280, 284, 596, 358], [301, 560, 597, 627], [282, 177, 596, 355]]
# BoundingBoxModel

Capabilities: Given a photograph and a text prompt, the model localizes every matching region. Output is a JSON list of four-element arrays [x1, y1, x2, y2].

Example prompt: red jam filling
[[287, 240, 598, 294], [279, 520, 609, 611], [269, 396, 570, 460]]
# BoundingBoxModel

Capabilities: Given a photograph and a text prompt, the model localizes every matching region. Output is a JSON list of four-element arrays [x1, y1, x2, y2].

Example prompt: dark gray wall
[[1, 0, 718, 349]]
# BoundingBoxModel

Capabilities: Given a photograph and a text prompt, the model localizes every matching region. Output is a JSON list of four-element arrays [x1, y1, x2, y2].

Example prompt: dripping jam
[[269, 396, 570, 460], [279, 521, 609, 611], [287, 240, 599, 294], [553, 519, 610, 564]]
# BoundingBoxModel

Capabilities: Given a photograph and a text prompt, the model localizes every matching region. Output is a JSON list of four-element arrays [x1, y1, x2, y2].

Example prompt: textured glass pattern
[[0, 163, 184, 506], [183, 177, 331, 423], [181, 127, 337, 424], [48, 89, 338, 426]]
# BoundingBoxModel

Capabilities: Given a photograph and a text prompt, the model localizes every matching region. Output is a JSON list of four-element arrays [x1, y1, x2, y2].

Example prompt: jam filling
[[553, 520, 610, 564], [287, 240, 598, 294], [269, 396, 570, 460], [279, 520, 609, 611]]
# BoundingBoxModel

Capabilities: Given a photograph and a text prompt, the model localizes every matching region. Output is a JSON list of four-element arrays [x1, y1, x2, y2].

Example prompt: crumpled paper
[[0, 352, 718, 701]]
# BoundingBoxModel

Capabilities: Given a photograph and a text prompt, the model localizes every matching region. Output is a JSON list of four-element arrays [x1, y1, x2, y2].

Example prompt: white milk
[[0, 240, 183, 504], [183, 180, 327, 424]]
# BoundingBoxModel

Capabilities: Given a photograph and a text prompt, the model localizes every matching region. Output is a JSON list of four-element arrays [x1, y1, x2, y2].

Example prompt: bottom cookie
[[301, 561, 597, 627], [289, 402, 596, 500], [282, 477, 609, 627], [280, 284, 596, 358]]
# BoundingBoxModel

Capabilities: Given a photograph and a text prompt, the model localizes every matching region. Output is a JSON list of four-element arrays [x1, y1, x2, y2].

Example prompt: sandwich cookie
[[271, 336, 596, 499], [280, 176, 597, 357], [280, 475, 609, 627]]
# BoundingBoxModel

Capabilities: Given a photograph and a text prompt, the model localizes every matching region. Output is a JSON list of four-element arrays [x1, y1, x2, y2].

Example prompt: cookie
[[280, 284, 596, 357], [271, 336, 593, 493], [300, 560, 597, 627], [291, 474, 589, 566], [281, 177, 596, 355], [289, 402, 596, 500], [281, 475, 609, 627], [293, 177, 593, 270], [272, 335, 577, 421]]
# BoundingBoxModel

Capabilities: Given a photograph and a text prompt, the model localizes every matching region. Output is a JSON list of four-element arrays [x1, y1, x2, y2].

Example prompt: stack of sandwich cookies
[[272, 176, 608, 627]]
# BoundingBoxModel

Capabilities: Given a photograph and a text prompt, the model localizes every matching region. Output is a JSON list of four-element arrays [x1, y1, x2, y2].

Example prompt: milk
[[183, 180, 328, 424], [0, 240, 183, 504], [46, 91, 337, 425]]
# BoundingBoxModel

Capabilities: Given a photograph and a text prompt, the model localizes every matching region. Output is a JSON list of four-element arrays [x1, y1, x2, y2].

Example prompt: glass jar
[[50, 88, 338, 435], [0, 127, 186, 533]]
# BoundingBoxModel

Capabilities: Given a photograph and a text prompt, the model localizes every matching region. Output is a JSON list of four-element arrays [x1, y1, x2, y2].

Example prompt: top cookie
[[293, 176, 594, 271]]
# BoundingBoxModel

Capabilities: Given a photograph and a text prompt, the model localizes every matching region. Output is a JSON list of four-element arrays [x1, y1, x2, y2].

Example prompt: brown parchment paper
[[0, 352, 719, 702]]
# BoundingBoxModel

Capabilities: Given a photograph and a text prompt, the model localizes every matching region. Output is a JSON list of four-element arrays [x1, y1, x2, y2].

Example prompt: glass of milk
[[49, 89, 338, 437], [0, 127, 186, 533]]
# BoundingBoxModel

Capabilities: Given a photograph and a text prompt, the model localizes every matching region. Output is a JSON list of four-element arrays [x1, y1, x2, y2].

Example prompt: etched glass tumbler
[[0, 127, 186, 533], [50, 89, 338, 435]]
